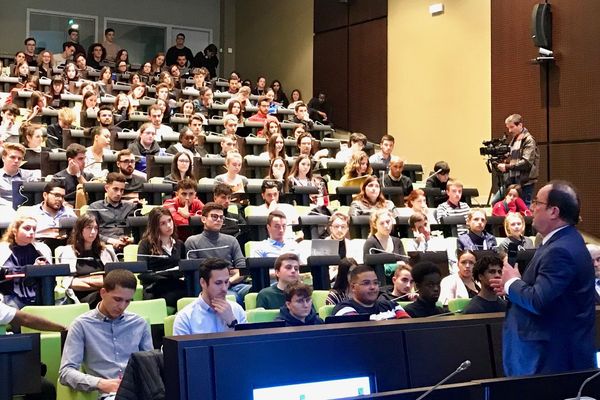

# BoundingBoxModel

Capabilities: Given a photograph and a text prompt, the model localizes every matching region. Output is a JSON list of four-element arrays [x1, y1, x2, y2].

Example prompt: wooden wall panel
[[348, 18, 387, 140], [491, 0, 547, 143], [313, 28, 349, 130], [349, 0, 387, 25], [547, 1, 600, 142], [549, 143, 600, 234], [314, 0, 348, 33]]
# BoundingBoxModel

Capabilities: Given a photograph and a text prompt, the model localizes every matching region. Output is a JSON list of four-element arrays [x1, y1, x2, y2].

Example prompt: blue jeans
[[228, 283, 252, 307]]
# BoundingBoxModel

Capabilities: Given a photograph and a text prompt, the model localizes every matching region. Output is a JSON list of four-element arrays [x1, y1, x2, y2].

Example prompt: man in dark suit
[[492, 181, 596, 376]]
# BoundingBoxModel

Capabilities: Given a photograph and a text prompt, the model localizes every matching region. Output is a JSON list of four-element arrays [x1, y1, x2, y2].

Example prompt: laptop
[[234, 320, 286, 331], [325, 314, 370, 324], [310, 239, 340, 256]]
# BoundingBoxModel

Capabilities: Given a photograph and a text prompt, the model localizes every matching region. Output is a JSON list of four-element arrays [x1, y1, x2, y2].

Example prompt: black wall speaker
[[531, 3, 552, 49]]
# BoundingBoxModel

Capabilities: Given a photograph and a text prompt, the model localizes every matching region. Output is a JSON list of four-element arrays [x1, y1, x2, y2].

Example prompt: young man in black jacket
[[276, 282, 323, 326]]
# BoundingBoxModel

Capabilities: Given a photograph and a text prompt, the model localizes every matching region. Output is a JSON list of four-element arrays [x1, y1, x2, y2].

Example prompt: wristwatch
[[227, 319, 238, 329]]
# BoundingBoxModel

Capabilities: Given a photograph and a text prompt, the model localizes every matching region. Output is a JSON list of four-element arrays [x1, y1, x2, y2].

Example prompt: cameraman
[[494, 114, 539, 206]]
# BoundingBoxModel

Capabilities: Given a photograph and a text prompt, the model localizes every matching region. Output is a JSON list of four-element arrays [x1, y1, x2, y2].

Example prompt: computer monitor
[[253, 376, 373, 400]]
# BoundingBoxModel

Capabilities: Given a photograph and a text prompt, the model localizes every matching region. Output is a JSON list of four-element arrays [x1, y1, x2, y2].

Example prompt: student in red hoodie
[[163, 178, 204, 241]]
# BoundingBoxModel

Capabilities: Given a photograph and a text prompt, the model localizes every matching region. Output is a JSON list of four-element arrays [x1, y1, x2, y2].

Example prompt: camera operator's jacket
[[507, 129, 539, 186]]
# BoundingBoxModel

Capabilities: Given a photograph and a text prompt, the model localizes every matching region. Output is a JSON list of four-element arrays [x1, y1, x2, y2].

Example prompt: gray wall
[[0, 0, 220, 59]]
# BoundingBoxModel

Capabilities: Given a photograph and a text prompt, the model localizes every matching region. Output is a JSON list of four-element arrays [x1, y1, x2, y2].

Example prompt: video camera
[[479, 137, 510, 158]]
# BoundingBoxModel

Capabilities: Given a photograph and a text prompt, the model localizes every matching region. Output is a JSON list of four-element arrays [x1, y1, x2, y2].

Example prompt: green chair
[[318, 304, 335, 320], [164, 314, 176, 337], [448, 298, 470, 313], [311, 290, 329, 311], [177, 297, 196, 311], [55, 381, 98, 400], [244, 292, 258, 310], [397, 301, 413, 308], [126, 298, 167, 325], [0, 324, 6, 334], [123, 244, 139, 262], [246, 308, 280, 323], [21, 303, 90, 390]]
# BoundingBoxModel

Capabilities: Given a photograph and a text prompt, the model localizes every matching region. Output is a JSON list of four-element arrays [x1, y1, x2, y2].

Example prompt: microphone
[[116, 253, 169, 259], [425, 169, 443, 181], [389, 292, 417, 302], [565, 369, 600, 400], [368, 248, 411, 261], [186, 246, 229, 259], [428, 309, 463, 317], [415, 360, 471, 400], [56, 256, 95, 262]]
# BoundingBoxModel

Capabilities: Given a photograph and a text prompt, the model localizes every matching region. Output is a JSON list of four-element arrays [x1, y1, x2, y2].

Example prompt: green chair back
[[311, 290, 329, 311], [177, 297, 196, 311], [126, 298, 167, 325], [448, 298, 470, 313], [21, 303, 90, 333], [244, 292, 258, 310], [123, 244, 139, 262], [318, 304, 335, 320], [397, 301, 413, 308], [0, 325, 6, 335], [164, 315, 176, 337], [246, 308, 280, 323]]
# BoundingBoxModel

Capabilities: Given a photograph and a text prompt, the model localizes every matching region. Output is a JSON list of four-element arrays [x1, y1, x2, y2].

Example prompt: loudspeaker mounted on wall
[[531, 3, 552, 49]]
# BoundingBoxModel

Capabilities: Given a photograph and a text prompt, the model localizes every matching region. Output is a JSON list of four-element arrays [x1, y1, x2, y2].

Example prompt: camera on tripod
[[480, 136, 510, 174]]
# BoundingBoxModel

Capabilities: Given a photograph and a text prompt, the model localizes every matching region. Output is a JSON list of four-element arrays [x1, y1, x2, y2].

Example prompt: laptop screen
[[253, 376, 372, 400]]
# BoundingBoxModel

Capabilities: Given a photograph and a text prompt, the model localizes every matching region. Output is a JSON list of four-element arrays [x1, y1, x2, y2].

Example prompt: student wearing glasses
[[184, 203, 250, 304]]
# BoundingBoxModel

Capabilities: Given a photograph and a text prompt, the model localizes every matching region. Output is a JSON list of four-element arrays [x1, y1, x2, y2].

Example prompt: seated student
[[186, 115, 208, 157], [426, 160, 451, 207], [396, 189, 437, 224], [21, 123, 48, 167], [287, 154, 329, 207], [0, 103, 21, 144], [260, 133, 286, 160], [148, 104, 173, 142], [363, 209, 405, 259], [438, 250, 480, 306], [252, 210, 300, 260], [276, 282, 324, 326], [380, 264, 417, 301], [84, 126, 112, 179], [0, 143, 39, 207], [0, 216, 52, 309], [212, 134, 238, 158], [256, 253, 301, 310], [403, 212, 445, 252], [52, 143, 93, 206], [165, 127, 204, 161], [350, 176, 395, 217], [28, 181, 76, 241], [264, 157, 289, 188], [222, 113, 240, 137], [185, 203, 250, 304], [213, 183, 246, 238], [248, 96, 270, 125], [332, 265, 410, 320], [497, 212, 535, 252], [369, 134, 395, 170], [383, 156, 413, 200], [492, 184, 532, 216], [326, 257, 357, 306], [114, 149, 146, 202], [128, 123, 162, 164], [325, 212, 352, 259], [292, 102, 314, 131], [163, 178, 204, 241], [335, 132, 367, 162], [214, 151, 248, 195], [339, 150, 372, 188], [457, 209, 498, 251], [404, 262, 446, 318], [297, 132, 328, 161], [45, 107, 75, 150], [60, 214, 117, 307], [173, 258, 247, 335], [463, 254, 507, 314], [59, 269, 153, 398], [164, 151, 196, 183], [587, 244, 600, 306], [252, 180, 301, 241], [137, 207, 186, 308], [87, 172, 138, 251], [435, 179, 470, 234]]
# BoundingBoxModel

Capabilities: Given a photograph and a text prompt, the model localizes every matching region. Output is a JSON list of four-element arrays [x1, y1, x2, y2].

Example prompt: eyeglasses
[[48, 192, 64, 198], [531, 199, 548, 207], [356, 280, 379, 287], [119, 159, 136, 164], [208, 214, 225, 221]]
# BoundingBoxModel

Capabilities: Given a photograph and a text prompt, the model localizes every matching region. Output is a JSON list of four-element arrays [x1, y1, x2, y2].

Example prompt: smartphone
[[507, 242, 519, 267]]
